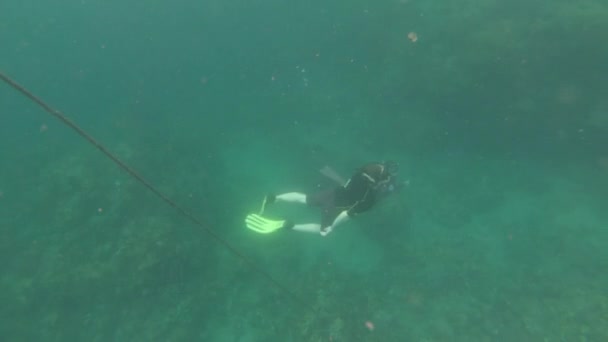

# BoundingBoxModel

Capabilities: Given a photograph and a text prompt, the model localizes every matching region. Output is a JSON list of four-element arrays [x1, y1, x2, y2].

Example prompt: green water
[[1, 0, 607, 341]]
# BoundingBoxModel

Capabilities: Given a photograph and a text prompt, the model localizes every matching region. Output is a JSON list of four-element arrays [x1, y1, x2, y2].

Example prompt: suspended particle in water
[[407, 32, 418, 43], [365, 321, 375, 331]]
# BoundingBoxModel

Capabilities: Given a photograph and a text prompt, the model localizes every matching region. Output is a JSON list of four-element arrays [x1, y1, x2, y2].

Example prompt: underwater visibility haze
[[1, 0, 608, 340]]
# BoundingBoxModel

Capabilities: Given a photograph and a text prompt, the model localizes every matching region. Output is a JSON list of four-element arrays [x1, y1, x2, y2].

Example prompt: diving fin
[[245, 213, 286, 234]]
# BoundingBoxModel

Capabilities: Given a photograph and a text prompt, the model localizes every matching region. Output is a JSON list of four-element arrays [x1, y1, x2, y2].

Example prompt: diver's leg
[[275, 192, 307, 204], [291, 223, 322, 233], [286, 210, 349, 235], [270, 188, 335, 206], [260, 192, 308, 215]]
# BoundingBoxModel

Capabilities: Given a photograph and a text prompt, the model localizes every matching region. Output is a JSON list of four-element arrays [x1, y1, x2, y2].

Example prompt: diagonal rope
[[0, 70, 314, 312]]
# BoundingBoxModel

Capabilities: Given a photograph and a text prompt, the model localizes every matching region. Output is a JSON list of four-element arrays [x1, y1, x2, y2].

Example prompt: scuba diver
[[245, 161, 402, 236]]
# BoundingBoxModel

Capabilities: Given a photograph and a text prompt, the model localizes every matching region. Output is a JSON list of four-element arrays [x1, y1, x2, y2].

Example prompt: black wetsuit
[[308, 163, 393, 228]]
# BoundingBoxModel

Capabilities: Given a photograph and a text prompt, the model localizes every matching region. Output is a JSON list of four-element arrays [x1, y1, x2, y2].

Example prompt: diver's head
[[372, 160, 399, 193], [383, 160, 399, 178]]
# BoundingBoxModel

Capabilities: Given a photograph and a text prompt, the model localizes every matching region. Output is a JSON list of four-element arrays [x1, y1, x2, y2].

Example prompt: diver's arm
[[320, 210, 350, 236]]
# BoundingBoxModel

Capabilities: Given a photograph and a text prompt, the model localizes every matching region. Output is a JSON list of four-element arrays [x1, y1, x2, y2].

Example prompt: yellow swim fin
[[245, 213, 286, 234]]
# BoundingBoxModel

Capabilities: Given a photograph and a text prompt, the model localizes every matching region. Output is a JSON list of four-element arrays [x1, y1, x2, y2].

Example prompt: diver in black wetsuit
[[265, 161, 401, 236]]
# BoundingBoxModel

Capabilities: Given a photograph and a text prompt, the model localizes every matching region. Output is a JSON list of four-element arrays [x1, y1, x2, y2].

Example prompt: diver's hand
[[320, 226, 333, 237]]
